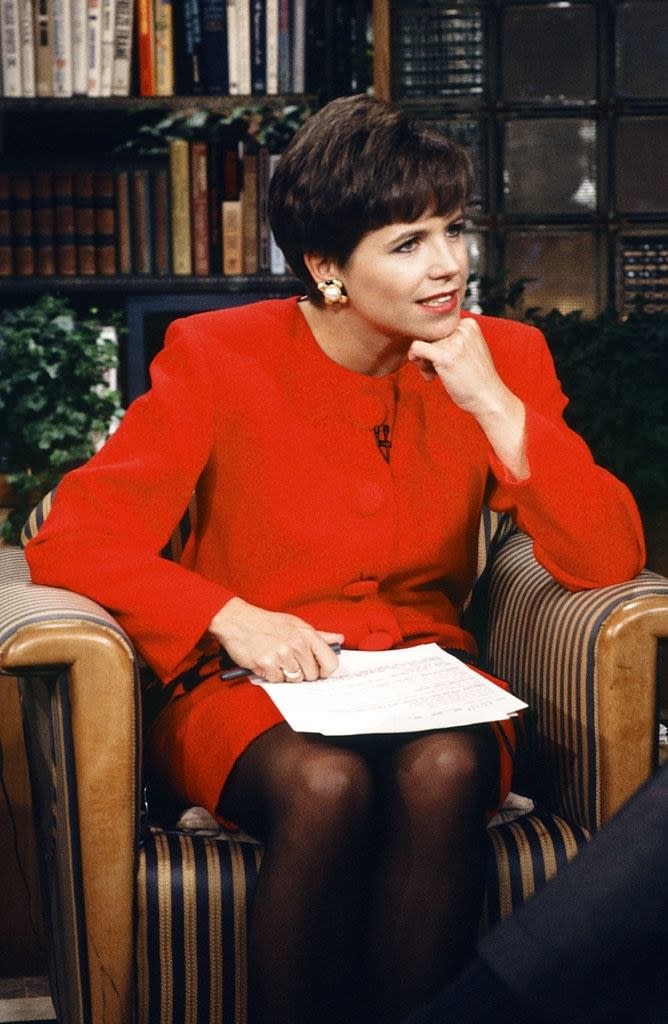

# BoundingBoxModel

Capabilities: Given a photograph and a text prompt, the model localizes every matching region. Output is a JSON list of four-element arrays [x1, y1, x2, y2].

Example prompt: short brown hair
[[268, 94, 473, 302]]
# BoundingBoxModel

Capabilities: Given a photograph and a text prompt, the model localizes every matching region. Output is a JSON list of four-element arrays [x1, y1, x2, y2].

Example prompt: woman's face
[[339, 208, 469, 346]]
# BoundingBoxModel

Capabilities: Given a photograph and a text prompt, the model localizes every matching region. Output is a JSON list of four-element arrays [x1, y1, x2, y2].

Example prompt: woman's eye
[[395, 237, 419, 253], [447, 221, 465, 238]]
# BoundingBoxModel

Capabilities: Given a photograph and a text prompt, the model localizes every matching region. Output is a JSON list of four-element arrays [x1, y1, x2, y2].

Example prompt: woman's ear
[[303, 252, 340, 286]]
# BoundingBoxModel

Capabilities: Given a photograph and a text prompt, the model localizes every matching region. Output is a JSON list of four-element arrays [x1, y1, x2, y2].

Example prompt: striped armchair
[[1, 499, 667, 1024]]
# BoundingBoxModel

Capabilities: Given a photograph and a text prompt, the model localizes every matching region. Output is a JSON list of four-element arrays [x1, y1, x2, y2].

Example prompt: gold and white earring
[[317, 278, 348, 305]]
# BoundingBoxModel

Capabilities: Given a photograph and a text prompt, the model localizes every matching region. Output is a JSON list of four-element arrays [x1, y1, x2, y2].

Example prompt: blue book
[[200, 0, 228, 93]]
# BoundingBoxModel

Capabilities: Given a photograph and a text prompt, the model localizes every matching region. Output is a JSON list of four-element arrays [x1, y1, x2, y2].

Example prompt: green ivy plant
[[474, 277, 668, 511], [0, 295, 124, 545]]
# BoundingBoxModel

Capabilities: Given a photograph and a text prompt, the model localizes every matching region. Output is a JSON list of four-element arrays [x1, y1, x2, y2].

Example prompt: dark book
[[130, 165, 154, 274], [175, 0, 203, 92], [250, 0, 266, 94], [190, 139, 210, 275], [277, 0, 290, 93], [241, 143, 258, 274], [200, 0, 227, 93], [220, 127, 243, 275], [136, 0, 156, 95], [0, 172, 14, 277], [256, 144, 271, 272], [115, 167, 132, 273], [93, 169, 117, 275], [32, 170, 56, 276], [10, 172, 35, 276], [152, 160, 171, 275], [53, 169, 77, 275], [73, 170, 97, 275]]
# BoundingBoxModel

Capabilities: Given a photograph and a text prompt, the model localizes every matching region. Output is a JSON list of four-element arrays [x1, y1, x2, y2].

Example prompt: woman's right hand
[[208, 597, 344, 683]]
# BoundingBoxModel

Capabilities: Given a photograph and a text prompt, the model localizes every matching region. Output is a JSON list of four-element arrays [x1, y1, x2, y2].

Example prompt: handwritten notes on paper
[[252, 643, 527, 735]]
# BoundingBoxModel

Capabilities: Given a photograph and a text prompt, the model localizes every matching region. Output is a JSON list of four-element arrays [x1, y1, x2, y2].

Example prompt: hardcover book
[[169, 137, 192, 275], [32, 170, 56, 276], [53, 168, 77, 275]]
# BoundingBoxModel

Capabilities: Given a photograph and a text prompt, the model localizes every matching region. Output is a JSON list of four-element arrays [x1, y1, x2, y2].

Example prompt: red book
[[93, 170, 117, 275], [152, 161, 170, 275], [131, 166, 153, 274], [136, 0, 155, 95], [190, 139, 210, 276], [32, 171, 56, 276], [115, 168, 132, 274], [53, 169, 77, 275], [0, 172, 14, 277], [10, 173, 35, 277], [73, 170, 96, 275]]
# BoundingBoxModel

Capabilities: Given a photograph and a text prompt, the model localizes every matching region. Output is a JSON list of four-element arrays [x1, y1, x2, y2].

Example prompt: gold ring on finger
[[281, 667, 303, 682]]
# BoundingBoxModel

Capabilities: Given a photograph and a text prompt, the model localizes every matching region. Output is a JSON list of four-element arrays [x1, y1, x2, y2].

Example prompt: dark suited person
[[405, 762, 668, 1024]]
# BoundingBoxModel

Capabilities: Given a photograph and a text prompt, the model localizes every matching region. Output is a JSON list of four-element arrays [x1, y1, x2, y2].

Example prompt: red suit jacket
[[26, 298, 645, 813]]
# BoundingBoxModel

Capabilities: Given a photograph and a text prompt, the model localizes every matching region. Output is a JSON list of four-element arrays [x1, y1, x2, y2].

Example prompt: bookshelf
[[372, 0, 668, 319], [0, 0, 374, 397]]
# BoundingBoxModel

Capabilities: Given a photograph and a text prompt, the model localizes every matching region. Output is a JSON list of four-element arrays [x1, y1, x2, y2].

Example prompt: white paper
[[252, 643, 527, 735]]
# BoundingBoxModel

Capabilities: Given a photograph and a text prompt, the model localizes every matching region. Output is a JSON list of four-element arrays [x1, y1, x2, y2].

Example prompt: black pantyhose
[[220, 722, 497, 1024]]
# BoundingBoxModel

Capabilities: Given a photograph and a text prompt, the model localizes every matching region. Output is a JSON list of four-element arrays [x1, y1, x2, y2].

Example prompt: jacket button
[[342, 579, 379, 598], [358, 631, 394, 651]]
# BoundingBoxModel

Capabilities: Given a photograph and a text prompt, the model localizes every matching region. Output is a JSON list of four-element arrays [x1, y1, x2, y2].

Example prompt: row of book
[[0, 136, 289, 277], [0, 0, 307, 98]]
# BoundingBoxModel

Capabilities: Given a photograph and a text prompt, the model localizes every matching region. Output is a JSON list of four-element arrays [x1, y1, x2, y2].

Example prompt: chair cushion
[[135, 806, 589, 1024]]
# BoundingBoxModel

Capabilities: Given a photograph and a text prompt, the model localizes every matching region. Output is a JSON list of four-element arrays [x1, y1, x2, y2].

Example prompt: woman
[[26, 95, 645, 1024]]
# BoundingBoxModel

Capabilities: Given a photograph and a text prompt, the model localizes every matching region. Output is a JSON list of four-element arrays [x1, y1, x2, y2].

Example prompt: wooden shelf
[[0, 274, 301, 295]]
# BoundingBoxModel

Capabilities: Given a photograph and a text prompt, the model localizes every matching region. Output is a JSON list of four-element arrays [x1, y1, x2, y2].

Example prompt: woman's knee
[[393, 729, 495, 817], [284, 744, 374, 834]]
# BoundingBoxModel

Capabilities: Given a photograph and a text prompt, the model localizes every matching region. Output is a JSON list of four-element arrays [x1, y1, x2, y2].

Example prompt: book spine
[[130, 166, 153, 273], [151, 160, 170, 274], [73, 169, 96, 275], [190, 139, 210, 275], [70, 0, 88, 93], [111, 0, 133, 93], [93, 169, 116, 274], [115, 166, 132, 273], [277, 0, 289, 93], [136, 0, 155, 95], [154, 0, 174, 95], [10, 172, 35, 276], [225, 0, 239, 94], [256, 143, 270, 271], [32, 169, 56, 275], [222, 199, 242, 274], [264, 0, 277, 93], [1, 0, 24, 96], [53, 169, 77, 275], [87, 0, 103, 95], [52, 0, 73, 95], [199, 0, 227, 94], [250, 0, 265, 94], [268, 151, 285, 274], [169, 137, 192, 275], [221, 133, 242, 275], [99, 0, 116, 95], [33, 0, 53, 96], [18, 0, 36, 96], [236, 0, 250, 93], [241, 144, 258, 273], [0, 172, 15, 277], [290, 0, 304, 92]]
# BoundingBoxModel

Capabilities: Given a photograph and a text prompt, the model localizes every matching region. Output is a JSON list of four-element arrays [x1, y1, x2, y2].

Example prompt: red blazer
[[26, 298, 645, 684]]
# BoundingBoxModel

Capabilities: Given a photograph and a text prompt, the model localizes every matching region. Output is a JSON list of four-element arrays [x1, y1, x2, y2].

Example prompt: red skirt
[[144, 652, 517, 825]]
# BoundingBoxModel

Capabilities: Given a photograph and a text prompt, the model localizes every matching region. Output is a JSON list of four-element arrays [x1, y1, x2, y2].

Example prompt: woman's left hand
[[408, 318, 530, 480], [408, 317, 509, 419]]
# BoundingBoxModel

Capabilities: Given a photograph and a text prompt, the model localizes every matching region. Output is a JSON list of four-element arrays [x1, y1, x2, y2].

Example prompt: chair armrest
[[0, 545, 140, 1024], [485, 532, 668, 830]]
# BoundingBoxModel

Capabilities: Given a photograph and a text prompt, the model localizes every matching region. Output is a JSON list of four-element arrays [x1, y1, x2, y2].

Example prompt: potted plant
[[0, 294, 123, 545], [474, 277, 668, 573]]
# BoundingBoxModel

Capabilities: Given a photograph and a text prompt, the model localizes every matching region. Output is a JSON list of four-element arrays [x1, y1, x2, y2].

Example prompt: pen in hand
[[220, 643, 342, 681]]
